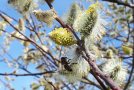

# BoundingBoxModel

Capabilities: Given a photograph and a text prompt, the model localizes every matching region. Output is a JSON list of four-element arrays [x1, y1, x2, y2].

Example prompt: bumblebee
[[60, 57, 77, 71]]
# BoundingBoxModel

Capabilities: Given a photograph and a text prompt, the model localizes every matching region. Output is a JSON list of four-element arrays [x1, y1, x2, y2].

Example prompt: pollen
[[49, 27, 77, 46]]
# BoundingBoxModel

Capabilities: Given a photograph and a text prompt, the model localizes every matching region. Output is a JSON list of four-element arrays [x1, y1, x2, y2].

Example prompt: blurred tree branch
[[102, 0, 134, 8], [0, 71, 55, 76], [124, 58, 134, 90]]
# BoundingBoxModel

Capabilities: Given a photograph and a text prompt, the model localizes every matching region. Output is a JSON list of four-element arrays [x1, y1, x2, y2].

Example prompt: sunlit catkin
[[33, 9, 56, 26], [102, 59, 127, 86], [19, 18, 25, 31], [66, 3, 82, 26], [49, 27, 77, 46], [73, 2, 106, 41]]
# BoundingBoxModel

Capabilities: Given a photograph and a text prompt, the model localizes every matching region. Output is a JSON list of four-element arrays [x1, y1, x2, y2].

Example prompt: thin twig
[[82, 77, 102, 89], [123, 58, 134, 90], [0, 71, 55, 76], [0, 12, 58, 66], [102, 0, 134, 8]]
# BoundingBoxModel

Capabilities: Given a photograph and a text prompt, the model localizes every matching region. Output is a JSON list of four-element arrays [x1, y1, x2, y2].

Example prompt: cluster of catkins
[[8, 0, 54, 16], [8, 0, 127, 85], [48, 2, 127, 85], [49, 2, 107, 82]]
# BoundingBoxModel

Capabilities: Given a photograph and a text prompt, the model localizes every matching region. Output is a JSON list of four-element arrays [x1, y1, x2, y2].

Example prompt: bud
[[0, 21, 7, 36], [23, 41, 30, 47], [122, 45, 132, 55], [106, 49, 113, 58], [30, 83, 40, 90], [40, 45, 49, 52], [49, 27, 77, 46], [19, 18, 25, 31], [2, 14, 12, 23], [0, 21, 7, 30], [12, 31, 25, 39]]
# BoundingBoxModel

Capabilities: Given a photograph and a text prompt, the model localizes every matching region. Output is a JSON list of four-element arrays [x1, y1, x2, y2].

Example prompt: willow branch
[[45, 0, 121, 90], [0, 10, 33, 31], [82, 77, 102, 89], [90, 71, 107, 90], [29, 14, 44, 44], [0, 13, 58, 66]]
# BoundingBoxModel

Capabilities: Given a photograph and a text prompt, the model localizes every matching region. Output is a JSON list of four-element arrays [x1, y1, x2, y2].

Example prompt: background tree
[[0, 0, 133, 90]]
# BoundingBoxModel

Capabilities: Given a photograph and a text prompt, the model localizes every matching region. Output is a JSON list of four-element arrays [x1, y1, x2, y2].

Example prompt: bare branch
[[102, 0, 134, 8], [0, 12, 58, 66], [82, 77, 102, 89], [0, 71, 55, 76]]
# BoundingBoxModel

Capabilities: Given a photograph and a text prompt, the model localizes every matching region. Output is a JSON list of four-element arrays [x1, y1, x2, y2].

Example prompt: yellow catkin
[[86, 2, 100, 14], [49, 27, 77, 46]]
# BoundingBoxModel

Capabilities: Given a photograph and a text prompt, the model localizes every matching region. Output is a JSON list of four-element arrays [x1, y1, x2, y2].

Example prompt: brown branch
[[0, 12, 58, 67], [82, 77, 102, 89], [45, 0, 122, 90], [90, 71, 107, 90], [1, 29, 27, 41], [47, 81, 58, 90], [29, 14, 44, 44], [2, 29, 57, 68], [0, 71, 55, 76], [126, 20, 131, 42], [0, 41, 57, 89], [102, 0, 134, 8], [45, 0, 53, 9], [61, 81, 72, 90], [0, 10, 33, 31]]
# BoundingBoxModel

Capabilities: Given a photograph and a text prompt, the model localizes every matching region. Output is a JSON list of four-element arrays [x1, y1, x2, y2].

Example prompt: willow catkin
[[49, 27, 77, 46]]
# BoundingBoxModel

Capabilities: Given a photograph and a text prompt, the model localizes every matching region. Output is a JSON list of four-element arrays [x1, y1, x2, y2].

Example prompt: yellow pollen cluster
[[86, 2, 99, 14], [49, 27, 77, 46]]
